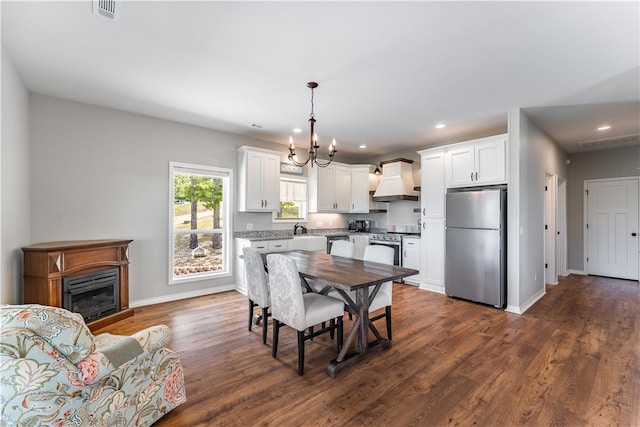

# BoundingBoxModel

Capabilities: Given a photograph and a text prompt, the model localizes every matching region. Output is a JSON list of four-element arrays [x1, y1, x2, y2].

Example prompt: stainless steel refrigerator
[[445, 187, 506, 308]]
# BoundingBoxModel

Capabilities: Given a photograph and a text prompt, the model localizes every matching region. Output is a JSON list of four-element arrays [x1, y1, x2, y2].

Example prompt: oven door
[[369, 242, 401, 266]]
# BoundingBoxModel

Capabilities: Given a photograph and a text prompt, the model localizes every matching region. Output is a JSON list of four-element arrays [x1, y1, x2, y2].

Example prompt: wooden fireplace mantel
[[22, 239, 134, 331]]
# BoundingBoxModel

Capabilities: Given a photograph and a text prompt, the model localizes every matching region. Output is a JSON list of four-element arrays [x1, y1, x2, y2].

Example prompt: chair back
[[363, 245, 394, 302], [243, 247, 270, 307], [266, 254, 306, 331], [330, 240, 355, 258], [363, 245, 394, 265]]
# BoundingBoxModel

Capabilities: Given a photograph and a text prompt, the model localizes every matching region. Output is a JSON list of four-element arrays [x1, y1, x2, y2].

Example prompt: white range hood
[[372, 159, 419, 202]]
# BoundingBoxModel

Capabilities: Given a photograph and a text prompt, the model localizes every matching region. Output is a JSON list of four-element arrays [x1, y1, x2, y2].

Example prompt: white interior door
[[545, 173, 557, 285], [556, 177, 567, 276], [585, 178, 639, 280]]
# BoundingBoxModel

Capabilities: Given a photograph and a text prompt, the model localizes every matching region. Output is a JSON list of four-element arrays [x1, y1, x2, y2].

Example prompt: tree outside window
[[170, 162, 231, 283]]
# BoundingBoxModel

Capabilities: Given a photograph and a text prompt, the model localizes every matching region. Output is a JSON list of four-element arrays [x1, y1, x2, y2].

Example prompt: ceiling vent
[[576, 134, 640, 150], [93, 0, 118, 21]]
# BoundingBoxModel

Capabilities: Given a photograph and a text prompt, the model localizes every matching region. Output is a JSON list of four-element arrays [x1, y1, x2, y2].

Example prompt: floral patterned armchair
[[0, 304, 186, 426]]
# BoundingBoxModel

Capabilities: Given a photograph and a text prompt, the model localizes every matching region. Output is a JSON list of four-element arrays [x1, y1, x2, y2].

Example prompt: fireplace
[[22, 239, 133, 331], [63, 268, 120, 322]]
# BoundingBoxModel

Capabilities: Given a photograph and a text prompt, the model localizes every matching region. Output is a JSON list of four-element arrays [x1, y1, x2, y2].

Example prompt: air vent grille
[[93, 0, 118, 21], [577, 134, 640, 150]]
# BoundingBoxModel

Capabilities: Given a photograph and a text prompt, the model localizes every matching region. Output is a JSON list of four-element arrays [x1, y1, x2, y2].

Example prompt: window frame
[[168, 161, 233, 285], [272, 176, 308, 223]]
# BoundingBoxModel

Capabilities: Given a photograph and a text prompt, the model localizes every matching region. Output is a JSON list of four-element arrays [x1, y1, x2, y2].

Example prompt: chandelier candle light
[[288, 82, 337, 168]]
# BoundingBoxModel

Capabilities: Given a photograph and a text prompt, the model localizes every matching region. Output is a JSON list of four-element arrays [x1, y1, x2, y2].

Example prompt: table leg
[[326, 285, 392, 377]]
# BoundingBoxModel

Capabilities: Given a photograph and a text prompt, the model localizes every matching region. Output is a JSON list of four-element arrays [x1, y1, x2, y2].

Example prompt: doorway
[[544, 173, 568, 285], [584, 177, 639, 280]]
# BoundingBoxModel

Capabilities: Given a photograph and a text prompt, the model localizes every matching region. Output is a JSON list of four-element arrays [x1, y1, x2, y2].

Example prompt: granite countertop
[[233, 228, 389, 241]]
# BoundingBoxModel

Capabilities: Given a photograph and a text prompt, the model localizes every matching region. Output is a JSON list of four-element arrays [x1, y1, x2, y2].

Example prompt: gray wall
[[1, 48, 31, 305], [566, 145, 640, 271], [508, 109, 567, 311], [28, 94, 292, 305]]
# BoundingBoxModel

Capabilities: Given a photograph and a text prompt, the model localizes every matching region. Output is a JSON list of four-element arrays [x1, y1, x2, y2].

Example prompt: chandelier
[[288, 82, 337, 168]]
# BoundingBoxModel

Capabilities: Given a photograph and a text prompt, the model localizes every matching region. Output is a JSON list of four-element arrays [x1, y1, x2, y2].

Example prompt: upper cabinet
[[308, 162, 351, 212], [419, 150, 445, 219], [237, 146, 281, 212], [350, 165, 371, 213], [445, 134, 507, 187]]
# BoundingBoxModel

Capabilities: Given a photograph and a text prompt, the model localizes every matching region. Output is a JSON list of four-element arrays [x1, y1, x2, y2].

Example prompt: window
[[169, 162, 232, 284], [273, 177, 307, 223]]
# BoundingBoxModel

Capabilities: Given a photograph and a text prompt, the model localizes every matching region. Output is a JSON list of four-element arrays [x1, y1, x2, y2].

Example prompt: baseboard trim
[[130, 284, 238, 308], [506, 287, 546, 314], [567, 269, 586, 276], [419, 283, 445, 294]]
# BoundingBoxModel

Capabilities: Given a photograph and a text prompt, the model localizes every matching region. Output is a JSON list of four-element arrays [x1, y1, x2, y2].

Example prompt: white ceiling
[[2, 1, 639, 158]]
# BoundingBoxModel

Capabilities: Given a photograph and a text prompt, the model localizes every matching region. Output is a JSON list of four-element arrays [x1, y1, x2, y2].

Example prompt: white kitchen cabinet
[[445, 134, 507, 187], [402, 236, 420, 285], [235, 238, 289, 293], [349, 234, 369, 260], [419, 149, 445, 219], [420, 219, 445, 292], [350, 165, 371, 213], [308, 162, 351, 212], [237, 146, 280, 212]]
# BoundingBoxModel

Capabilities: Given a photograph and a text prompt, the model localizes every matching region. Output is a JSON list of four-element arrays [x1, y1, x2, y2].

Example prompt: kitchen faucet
[[293, 223, 307, 235]]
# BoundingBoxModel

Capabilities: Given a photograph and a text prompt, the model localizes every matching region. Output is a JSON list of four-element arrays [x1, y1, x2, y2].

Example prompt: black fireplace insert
[[63, 267, 120, 322]]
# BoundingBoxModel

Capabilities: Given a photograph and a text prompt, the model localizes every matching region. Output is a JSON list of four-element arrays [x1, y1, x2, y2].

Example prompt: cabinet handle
[[423, 208, 425, 216], [475, 172, 478, 181], [422, 222, 425, 230], [470, 172, 474, 181]]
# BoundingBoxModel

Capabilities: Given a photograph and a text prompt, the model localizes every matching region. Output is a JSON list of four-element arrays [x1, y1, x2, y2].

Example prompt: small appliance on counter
[[348, 220, 370, 232]]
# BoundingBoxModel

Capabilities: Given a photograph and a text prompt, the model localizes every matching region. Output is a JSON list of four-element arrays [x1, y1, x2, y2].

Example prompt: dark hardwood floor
[[95, 274, 639, 426]]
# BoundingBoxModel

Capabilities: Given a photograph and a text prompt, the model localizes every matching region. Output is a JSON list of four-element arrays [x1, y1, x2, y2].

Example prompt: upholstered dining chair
[[243, 247, 271, 344], [266, 253, 344, 375], [307, 240, 355, 294], [362, 245, 395, 340], [328, 244, 395, 340]]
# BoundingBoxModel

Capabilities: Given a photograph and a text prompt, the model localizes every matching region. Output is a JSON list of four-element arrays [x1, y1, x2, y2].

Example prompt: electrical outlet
[[316, 221, 324, 228], [246, 223, 253, 230], [534, 273, 537, 281], [329, 221, 333, 227]]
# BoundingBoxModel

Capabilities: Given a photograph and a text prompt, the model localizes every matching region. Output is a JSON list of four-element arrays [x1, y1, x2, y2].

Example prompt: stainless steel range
[[369, 225, 420, 266]]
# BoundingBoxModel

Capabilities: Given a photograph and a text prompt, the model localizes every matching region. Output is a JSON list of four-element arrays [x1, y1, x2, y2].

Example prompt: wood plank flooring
[[94, 274, 639, 426]]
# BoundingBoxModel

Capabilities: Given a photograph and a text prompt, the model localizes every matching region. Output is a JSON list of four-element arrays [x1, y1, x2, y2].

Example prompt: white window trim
[[272, 176, 308, 223], [169, 161, 233, 285]]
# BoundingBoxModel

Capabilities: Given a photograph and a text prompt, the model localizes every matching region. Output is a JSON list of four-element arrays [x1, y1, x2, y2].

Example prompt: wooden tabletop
[[263, 250, 418, 290]]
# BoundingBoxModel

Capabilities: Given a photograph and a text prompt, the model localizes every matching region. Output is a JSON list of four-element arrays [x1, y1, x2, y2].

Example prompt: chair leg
[[337, 316, 343, 352], [297, 330, 305, 376], [385, 306, 392, 340], [248, 299, 255, 331], [272, 320, 280, 358], [261, 306, 269, 344], [329, 319, 335, 340]]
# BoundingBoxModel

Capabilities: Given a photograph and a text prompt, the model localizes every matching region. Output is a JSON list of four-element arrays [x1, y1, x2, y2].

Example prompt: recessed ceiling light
[[359, 145, 367, 149], [435, 123, 446, 129], [292, 128, 302, 133], [597, 125, 611, 131]]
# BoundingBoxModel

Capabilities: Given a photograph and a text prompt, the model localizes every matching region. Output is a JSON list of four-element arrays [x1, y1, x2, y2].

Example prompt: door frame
[[583, 176, 640, 280], [544, 172, 567, 285]]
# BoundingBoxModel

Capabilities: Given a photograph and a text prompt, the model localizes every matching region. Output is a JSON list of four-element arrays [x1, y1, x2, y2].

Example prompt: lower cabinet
[[401, 236, 420, 285], [420, 219, 445, 292], [235, 238, 289, 293]]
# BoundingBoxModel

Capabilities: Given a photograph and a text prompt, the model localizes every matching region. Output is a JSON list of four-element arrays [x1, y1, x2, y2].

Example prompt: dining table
[[262, 250, 418, 377]]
